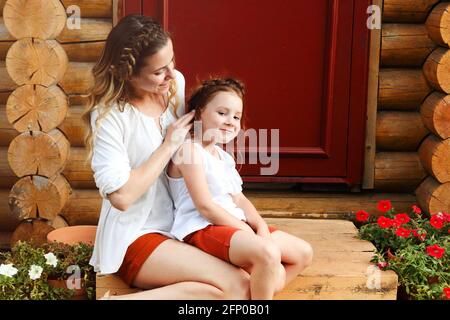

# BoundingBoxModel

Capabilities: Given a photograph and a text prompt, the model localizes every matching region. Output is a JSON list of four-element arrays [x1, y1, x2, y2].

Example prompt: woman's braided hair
[[82, 15, 179, 165], [109, 15, 169, 82]]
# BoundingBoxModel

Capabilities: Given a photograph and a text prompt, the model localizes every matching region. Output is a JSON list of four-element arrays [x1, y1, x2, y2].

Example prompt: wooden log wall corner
[[416, 1, 450, 215], [377, 0, 450, 214], [2, 0, 69, 245], [376, 0, 439, 193], [0, 0, 114, 245]]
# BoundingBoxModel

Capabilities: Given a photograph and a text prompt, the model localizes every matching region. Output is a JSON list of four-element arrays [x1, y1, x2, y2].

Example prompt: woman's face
[[129, 39, 175, 96], [199, 91, 243, 144]]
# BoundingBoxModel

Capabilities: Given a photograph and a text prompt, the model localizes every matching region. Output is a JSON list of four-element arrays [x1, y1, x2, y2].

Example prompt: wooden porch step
[[96, 218, 398, 300]]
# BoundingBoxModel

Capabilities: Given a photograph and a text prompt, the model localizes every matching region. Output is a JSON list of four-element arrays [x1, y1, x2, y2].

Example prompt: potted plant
[[355, 201, 450, 300], [0, 240, 95, 300]]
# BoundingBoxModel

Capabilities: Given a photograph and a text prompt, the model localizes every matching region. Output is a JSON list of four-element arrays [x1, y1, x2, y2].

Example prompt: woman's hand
[[163, 111, 195, 152]]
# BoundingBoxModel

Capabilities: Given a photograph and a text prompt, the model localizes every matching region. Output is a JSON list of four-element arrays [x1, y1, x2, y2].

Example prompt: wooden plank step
[[245, 190, 416, 220], [96, 218, 398, 300]]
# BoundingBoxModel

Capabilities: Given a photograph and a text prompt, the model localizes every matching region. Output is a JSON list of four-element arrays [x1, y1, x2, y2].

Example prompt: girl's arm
[[231, 192, 271, 237], [177, 143, 254, 233]]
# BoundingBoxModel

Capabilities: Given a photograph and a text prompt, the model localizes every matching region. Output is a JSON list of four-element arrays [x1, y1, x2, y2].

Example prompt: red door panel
[[124, 0, 370, 186]]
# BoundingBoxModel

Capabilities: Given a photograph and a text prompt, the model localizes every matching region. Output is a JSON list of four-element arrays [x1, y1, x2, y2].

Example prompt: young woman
[[82, 15, 250, 300], [166, 78, 314, 300]]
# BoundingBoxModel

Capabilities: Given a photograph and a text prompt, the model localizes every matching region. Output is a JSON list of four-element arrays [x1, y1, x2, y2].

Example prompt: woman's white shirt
[[89, 70, 185, 274], [167, 141, 245, 241]]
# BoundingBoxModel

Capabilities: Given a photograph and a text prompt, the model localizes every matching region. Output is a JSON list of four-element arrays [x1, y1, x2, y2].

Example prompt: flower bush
[[355, 201, 450, 300], [0, 241, 95, 300]]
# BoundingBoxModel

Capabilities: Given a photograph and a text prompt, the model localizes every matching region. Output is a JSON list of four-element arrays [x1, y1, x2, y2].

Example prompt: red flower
[[430, 215, 444, 229], [395, 227, 411, 238], [377, 200, 392, 213], [443, 212, 450, 222], [377, 216, 392, 229], [394, 213, 410, 225], [391, 219, 402, 228], [377, 261, 388, 269], [444, 288, 450, 299], [412, 205, 422, 215], [426, 244, 445, 259], [356, 210, 369, 222]]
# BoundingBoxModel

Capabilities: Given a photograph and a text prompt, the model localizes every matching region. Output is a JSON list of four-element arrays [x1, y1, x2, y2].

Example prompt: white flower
[[44, 252, 58, 268], [0, 263, 18, 277], [28, 265, 43, 280]]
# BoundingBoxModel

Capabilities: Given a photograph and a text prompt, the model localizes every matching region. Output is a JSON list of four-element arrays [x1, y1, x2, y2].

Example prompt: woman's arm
[[108, 112, 194, 211], [177, 143, 254, 233], [231, 192, 271, 237], [107, 144, 173, 211]]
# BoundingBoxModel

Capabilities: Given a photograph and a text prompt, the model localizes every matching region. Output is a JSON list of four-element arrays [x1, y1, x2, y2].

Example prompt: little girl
[[166, 78, 313, 300]]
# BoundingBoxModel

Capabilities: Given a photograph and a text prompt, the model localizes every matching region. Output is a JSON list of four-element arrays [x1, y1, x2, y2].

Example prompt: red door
[[123, 0, 371, 187]]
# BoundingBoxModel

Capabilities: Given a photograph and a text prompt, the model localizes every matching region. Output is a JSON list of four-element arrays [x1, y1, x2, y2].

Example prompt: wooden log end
[[3, 0, 67, 39], [423, 48, 450, 94], [418, 135, 450, 183], [425, 2, 450, 47], [8, 130, 70, 178], [10, 218, 55, 247], [415, 176, 450, 215], [6, 38, 68, 87], [6, 85, 68, 132], [9, 175, 71, 221], [420, 92, 450, 139]]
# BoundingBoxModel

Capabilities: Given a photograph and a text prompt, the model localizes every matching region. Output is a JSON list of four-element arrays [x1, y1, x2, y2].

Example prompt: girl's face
[[199, 91, 243, 144], [129, 39, 175, 96]]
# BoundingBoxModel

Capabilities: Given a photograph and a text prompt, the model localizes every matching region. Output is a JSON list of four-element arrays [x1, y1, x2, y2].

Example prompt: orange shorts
[[117, 233, 170, 287], [184, 225, 277, 263]]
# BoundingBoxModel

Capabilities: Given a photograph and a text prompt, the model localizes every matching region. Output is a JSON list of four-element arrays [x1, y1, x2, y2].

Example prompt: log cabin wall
[[377, 0, 450, 215], [0, 0, 113, 243]]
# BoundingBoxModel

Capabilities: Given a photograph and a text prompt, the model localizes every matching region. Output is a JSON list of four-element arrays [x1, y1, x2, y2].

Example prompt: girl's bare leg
[[229, 231, 282, 300], [270, 230, 314, 286], [104, 239, 250, 300]]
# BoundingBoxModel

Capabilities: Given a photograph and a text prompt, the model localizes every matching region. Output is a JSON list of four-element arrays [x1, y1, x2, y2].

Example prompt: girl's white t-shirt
[[89, 70, 185, 274], [167, 141, 246, 241]]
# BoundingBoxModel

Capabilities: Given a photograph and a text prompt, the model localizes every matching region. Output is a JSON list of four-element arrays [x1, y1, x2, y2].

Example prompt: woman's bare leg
[[108, 282, 223, 300], [270, 230, 314, 286], [228, 231, 282, 300], [106, 239, 250, 300]]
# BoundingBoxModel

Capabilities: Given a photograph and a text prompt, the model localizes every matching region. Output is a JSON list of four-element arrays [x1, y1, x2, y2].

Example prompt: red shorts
[[117, 233, 170, 287], [184, 225, 277, 263]]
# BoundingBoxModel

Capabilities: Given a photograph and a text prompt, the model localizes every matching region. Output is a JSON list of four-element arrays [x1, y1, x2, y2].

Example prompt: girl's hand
[[255, 223, 271, 239], [238, 221, 255, 234], [163, 111, 195, 152]]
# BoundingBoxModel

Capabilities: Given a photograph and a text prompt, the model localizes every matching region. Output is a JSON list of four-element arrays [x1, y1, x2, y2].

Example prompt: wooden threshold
[[245, 190, 416, 220]]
